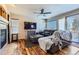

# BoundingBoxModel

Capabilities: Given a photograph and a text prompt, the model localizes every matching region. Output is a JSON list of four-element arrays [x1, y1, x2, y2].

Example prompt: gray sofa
[[28, 30, 56, 43], [38, 30, 56, 37]]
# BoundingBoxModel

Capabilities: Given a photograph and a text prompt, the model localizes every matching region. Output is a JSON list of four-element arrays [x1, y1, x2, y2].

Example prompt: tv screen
[[24, 22, 36, 29]]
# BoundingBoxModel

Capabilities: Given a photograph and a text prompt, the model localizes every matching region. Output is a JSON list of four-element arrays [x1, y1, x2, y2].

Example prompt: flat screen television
[[24, 22, 36, 29]]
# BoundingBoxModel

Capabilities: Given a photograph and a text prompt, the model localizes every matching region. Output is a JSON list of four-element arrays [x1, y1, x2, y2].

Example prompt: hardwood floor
[[1, 39, 79, 55], [18, 39, 47, 55], [18, 39, 79, 55]]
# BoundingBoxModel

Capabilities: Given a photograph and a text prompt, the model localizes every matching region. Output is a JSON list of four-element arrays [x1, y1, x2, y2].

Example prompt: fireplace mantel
[[0, 16, 8, 24]]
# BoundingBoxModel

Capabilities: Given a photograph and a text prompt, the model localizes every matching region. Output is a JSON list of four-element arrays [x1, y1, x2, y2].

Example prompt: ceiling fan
[[34, 8, 51, 16]]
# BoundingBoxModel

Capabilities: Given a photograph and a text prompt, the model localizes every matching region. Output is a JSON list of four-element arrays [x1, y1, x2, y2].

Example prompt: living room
[[0, 4, 79, 55]]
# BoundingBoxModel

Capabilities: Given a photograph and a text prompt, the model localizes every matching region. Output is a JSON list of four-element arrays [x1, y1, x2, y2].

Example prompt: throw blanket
[[38, 31, 62, 51], [51, 31, 62, 50], [38, 31, 72, 51], [60, 31, 72, 41], [38, 36, 53, 52]]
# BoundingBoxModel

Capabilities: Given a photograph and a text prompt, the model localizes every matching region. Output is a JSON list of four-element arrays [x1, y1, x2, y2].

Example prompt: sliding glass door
[[66, 14, 79, 42]]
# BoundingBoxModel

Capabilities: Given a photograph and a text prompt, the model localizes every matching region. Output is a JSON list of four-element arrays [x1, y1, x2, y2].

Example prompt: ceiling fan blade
[[44, 12, 51, 14]]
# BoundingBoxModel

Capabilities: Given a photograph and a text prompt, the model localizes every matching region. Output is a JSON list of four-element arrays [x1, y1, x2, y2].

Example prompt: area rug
[[70, 38, 79, 48], [71, 38, 79, 43], [71, 42, 79, 48]]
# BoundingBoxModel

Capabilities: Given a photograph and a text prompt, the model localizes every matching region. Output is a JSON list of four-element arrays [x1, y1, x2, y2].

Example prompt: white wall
[[24, 17, 45, 32], [10, 13, 46, 40], [24, 18, 45, 39], [10, 13, 26, 40]]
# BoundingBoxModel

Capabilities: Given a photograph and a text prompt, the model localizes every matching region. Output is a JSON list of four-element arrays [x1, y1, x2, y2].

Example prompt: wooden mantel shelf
[[0, 6, 8, 20]]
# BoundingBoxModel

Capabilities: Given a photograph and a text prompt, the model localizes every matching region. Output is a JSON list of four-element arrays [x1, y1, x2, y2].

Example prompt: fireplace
[[0, 29, 7, 49], [0, 16, 8, 49]]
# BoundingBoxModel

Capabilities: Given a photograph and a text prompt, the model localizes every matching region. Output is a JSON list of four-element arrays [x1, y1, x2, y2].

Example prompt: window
[[58, 18, 65, 31], [67, 16, 74, 30], [10, 19, 19, 34], [47, 20, 57, 30], [66, 14, 79, 42], [67, 14, 79, 31]]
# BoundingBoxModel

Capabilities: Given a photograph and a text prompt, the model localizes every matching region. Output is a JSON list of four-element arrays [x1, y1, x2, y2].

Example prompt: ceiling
[[5, 4, 79, 20]]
